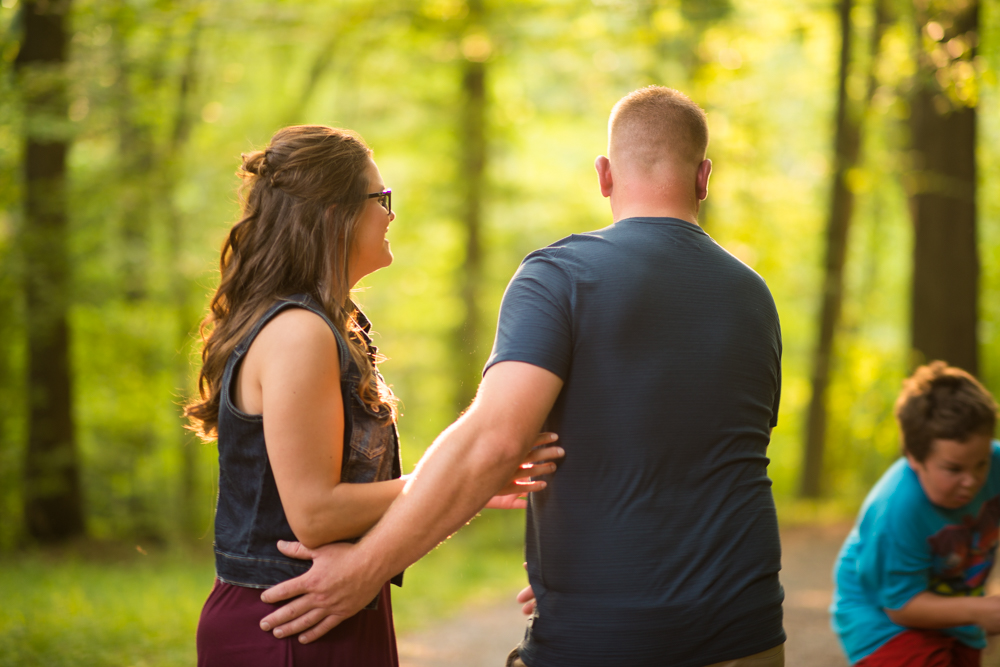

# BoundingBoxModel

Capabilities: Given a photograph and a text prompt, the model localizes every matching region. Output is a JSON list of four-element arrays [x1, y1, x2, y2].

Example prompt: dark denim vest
[[214, 294, 402, 596]]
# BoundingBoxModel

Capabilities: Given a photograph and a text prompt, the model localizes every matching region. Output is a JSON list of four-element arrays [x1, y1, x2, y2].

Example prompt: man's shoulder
[[516, 230, 608, 281], [526, 226, 615, 257], [520, 222, 648, 277], [703, 239, 774, 290]]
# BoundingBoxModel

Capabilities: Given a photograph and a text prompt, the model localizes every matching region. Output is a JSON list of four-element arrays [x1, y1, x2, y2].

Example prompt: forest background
[[0, 0, 998, 663]]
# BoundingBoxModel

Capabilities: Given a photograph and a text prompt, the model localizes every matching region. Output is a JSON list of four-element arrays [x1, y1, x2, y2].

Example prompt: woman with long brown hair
[[187, 125, 559, 665]]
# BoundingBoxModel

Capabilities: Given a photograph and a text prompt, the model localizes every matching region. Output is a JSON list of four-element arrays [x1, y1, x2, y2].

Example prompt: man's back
[[487, 217, 784, 666], [253, 87, 786, 666]]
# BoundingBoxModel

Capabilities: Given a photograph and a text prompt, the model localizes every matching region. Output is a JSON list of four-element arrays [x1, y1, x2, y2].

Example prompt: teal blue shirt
[[832, 442, 1000, 664]]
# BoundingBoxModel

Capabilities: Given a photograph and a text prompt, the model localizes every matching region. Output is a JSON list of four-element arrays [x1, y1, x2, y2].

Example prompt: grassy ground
[[0, 502, 856, 666], [0, 542, 214, 667], [0, 511, 526, 667]]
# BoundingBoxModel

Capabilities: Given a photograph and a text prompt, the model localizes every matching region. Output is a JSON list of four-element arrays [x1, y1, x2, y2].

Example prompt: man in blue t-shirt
[[258, 87, 785, 667], [832, 362, 1000, 666]]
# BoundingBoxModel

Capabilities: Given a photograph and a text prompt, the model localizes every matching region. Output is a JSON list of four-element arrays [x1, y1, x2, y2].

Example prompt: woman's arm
[[886, 592, 1000, 634], [239, 309, 560, 549], [238, 308, 403, 548]]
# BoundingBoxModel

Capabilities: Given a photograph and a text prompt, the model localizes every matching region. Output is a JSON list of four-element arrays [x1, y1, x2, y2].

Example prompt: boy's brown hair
[[895, 361, 998, 462]]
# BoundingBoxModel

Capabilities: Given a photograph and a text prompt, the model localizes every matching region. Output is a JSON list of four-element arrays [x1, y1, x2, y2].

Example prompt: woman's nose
[[388, 211, 396, 222]]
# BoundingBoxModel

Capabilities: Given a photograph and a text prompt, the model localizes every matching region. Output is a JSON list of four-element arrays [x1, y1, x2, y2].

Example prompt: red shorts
[[854, 629, 980, 667]]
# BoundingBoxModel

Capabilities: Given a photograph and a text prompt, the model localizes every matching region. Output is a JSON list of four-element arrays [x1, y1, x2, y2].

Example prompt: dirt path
[[779, 524, 850, 667], [399, 523, 1000, 666], [399, 524, 851, 666]]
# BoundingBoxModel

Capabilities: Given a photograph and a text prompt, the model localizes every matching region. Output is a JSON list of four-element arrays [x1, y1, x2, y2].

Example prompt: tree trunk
[[454, 0, 488, 414], [909, 0, 979, 375], [16, 0, 85, 542], [800, 0, 886, 498]]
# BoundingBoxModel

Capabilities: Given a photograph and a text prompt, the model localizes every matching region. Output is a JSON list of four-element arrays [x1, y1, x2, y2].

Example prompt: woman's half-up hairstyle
[[186, 125, 395, 439]]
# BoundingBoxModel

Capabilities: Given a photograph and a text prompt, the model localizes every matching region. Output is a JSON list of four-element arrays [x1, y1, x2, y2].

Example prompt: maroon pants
[[855, 629, 980, 667], [197, 579, 399, 667]]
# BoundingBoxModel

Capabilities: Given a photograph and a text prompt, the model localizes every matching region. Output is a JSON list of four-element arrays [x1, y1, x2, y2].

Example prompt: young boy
[[832, 361, 1000, 666]]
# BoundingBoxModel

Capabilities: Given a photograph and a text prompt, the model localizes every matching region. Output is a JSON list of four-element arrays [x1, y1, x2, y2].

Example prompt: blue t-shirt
[[485, 217, 784, 667], [832, 442, 1000, 664]]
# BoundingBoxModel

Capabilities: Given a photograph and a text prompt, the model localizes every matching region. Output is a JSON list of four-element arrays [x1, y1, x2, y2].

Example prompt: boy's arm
[[887, 592, 1000, 633]]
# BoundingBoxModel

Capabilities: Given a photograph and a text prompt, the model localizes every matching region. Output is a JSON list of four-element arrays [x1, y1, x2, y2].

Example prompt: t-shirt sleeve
[[989, 441, 1000, 492], [484, 252, 574, 380], [856, 499, 933, 611], [770, 323, 782, 429]]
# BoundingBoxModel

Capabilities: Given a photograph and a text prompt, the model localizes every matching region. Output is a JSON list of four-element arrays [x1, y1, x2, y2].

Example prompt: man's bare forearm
[[357, 420, 527, 584], [354, 362, 562, 583], [258, 362, 563, 642]]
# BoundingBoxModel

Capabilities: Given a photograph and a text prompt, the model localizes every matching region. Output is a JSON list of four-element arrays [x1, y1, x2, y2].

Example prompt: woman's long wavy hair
[[185, 125, 395, 440]]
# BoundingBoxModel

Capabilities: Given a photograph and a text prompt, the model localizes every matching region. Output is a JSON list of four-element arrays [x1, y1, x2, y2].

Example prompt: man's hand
[[258, 540, 383, 644], [258, 362, 563, 643], [257, 434, 562, 641]]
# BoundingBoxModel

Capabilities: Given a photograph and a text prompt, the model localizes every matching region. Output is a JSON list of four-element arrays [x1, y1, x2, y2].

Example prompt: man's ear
[[595, 156, 613, 198], [695, 158, 712, 201]]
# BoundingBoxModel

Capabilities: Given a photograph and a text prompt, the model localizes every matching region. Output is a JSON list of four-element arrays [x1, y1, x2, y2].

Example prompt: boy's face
[[907, 434, 993, 509]]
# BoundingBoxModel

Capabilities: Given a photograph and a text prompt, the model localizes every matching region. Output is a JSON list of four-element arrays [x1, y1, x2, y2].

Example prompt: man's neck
[[611, 202, 699, 225]]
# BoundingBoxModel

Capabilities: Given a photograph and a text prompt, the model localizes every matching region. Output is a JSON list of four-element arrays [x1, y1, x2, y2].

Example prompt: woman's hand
[[484, 433, 562, 509], [516, 562, 536, 615], [517, 584, 536, 615]]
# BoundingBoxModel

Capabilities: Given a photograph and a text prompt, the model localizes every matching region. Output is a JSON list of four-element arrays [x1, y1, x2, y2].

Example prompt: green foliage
[[0, 0, 998, 632]]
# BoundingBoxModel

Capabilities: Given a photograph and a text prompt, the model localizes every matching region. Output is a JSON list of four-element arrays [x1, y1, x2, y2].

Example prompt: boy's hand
[[974, 596, 1000, 634], [888, 591, 1000, 633]]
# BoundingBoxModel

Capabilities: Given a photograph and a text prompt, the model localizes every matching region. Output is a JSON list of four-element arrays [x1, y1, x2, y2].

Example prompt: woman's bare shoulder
[[250, 307, 340, 370]]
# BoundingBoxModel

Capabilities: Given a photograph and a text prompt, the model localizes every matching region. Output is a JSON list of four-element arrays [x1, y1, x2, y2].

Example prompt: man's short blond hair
[[608, 86, 708, 173]]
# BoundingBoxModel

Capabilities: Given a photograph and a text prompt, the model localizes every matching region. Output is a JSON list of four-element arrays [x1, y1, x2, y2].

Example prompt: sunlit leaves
[[0, 0, 998, 544]]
